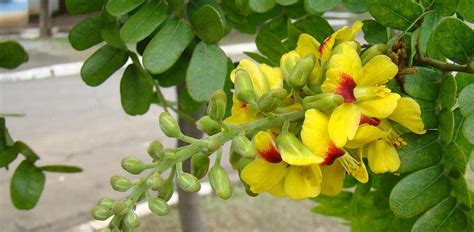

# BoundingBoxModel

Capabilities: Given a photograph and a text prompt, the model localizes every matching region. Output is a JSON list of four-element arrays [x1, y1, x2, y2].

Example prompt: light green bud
[[191, 152, 210, 180], [234, 70, 255, 103], [97, 197, 116, 209], [147, 173, 165, 191], [303, 93, 344, 114], [147, 140, 165, 160], [124, 212, 140, 228], [257, 89, 287, 113], [148, 197, 170, 216], [111, 201, 128, 216], [207, 90, 227, 121], [209, 164, 232, 199], [177, 172, 201, 193], [232, 135, 256, 158], [110, 176, 132, 192], [361, 44, 388, 65], [196, 116, 221, 135], [289, 55, 314, 89], [159, 112, 181, 138], [158, 173, 175, 201], [91, 206, 113, 221], [229, 148, 242, 170], [121, 157, 146, 175]]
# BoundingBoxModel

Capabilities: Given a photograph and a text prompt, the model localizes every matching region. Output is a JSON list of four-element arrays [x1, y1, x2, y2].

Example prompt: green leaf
[[398, 132, 441, 174], [433, 18, 474, 64], [412, 197, 468, 232], [249, 0, 277, 13], [455, 72, 474, 94], [10, 160, 45, 210], [366, 0, 423, 30], [120, 1, 169, 43], [65, 0, 105, 15], [422, 0, 459, 16], [419, 12, 442, 56], [438, 74, 457, 110], [449, 176, 472, 209], [143, 19, 194, 74], [304, 0, 342, 13], [39, 165, 83, 173], [416, 99, 439, 129], [389, 165, 451, 219], [459, 83, 474, 116], [120, 65, 154, 116], [0, 41, 28, 69], [0, 147, 18, 168], [12, 141, 39, 163], [362, 20, 388, 44], [166, 0, 185, 18], [106, 0, 144, 16], [190, 5, 225, 44], [453, 109, 474, 159], [462, 114, 474, 144], [244, 52, 277, 66], [277, 0, 298, 6], [100, 20, 126, 49], [154, 55, 190, 87], [439, 110, 454, 145], [186, 42, 228, 102], [68, 16, 103, 51], [458, 0, 474, 23], [342, 0, 367, 13], [81, 45, 128, 86], [312, 191, 353, 220], [296, 15, 334, 43], [404, 67, 442, 101], [256, 31, 290, 64], [442, 142, 467, 174], [179, 85, 204, 114]]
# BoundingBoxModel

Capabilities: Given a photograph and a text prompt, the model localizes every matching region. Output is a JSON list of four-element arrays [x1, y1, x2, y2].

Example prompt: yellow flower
[[241, 131, 322, 200]]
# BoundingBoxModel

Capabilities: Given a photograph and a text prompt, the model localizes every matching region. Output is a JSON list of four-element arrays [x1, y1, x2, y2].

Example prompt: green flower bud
[[124, 212, 140, 228], [97, 197, 116, 209], [276, 131, 322, 165], [232, 135, 256, 158], [209, 164, 232, 199], [229, 148, 242, 170], [159, 112, 181, 138], [110, 176, 133, 192], [158, 174, 175, 201], [121, 157, 146, 175], [201, 137, 221, 154], [257, 89, 287, 113], [148, 197, 170, 216], [237, 157, 253, 173], [111, 201, 129, 216], [196, 116, 221, 135], [207, 90, 227, 121], [289, 55, 314, 89], [303, 93, 344, 114], [191, 152, 210, 180], [147, 140, 165, 160], [361, 44, 388, 65], [147, 173, 165, 191], [280, 51, 301, 82], [91, 206, 113, 220], [234, 70, 255, 103], [177, 172, 201, 193]]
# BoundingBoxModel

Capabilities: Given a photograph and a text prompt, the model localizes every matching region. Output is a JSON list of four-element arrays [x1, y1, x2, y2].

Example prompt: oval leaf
[[366, 0, 423, 30], [416, 99, 439, 129], [81, 45, 129, 86], [120, 1, 168, 43], [433, 18, 474, 64], [0, 41, 28, 69], [66, 0, 105, 15], [10, 160, 45, 210], [438, 74, 457, 110], [362, 20, 388, 44], [404, 67, 442, 101], [459, 83, 474, 116], [462, 114, 474, 144], [68, 15, 103, 51], [249, 0, 277, 13], [398, 132, 441, 173], [190, 4, 225, 44], [439, 110, 455, 145], [106, 0, 145, 16], [342, 0, 367, 13], [305, 0, 342, 13], [412, 197, 468, 232], [120, 65, 154, 115], [458, 0, 474, 23]]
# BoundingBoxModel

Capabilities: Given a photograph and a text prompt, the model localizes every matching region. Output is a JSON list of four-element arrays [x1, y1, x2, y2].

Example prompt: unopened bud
[[159, 112, 181, 138], [207, 90, 227, 121], [158, 175, 174, 201], [147, 173, 165, 191], [191, 152, 210, 180], [91, 206, 113, 220], [209, 164, 232, 199], [289, 55, 314, 89], [280, 51, 301, 82], [124, 212, 140, 228], [111, 201, 129, 216], [201, 137, 221, 153], [234, 70, 255, 103], [148, 197, 170, 216], [121, 157, 146, 175], [232, 135, 256, 158], [257, 89, 288, 112], [196, 116, 221, 135], [147, 140, 165, 160], [276, 131, 323, 165], [97, 197, 116, 209], [303, 93, 344, 114], [229, 148, 242, 170], [177, 172, 201, 193], [361, 44, 388, 65], [110, 175, 132, 192]]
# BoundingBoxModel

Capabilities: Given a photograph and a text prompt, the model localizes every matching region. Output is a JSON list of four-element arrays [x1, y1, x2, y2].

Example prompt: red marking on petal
[[259, 144, 282, 163], [359, 115, 381, 126], [240, 102, 248, 109], [319, 36, 331, 57], [336, 73, 356, 103], [321, 144, 345, 166]]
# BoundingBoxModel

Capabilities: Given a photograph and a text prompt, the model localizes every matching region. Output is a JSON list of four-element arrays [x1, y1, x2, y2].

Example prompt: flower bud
[[361, 44, 388, 65], [147, 140, 165, 160], [158, 175, 174, 202], [91, 206, 113, 220], [124, 212, 140, 228], [276, 131, 323, 165], [280, 51, 301, 82], [121, 157, 146, 175], [177, 172, 201, 193], [234, 70, 255, 103], [191, 152, 210, 180], [303, 93, 344, 114], [110, 175, 133, 192], [159, 112, 181, 138], [289, 55, 314, 89], [147, 173, 165, 191], [148, 197, 170, 216], [232, 135, 256, 158], [257, 89, 287, 113], [196, 116, 221, 135], [201, 137, 221, 153], [97, 197, 116, 209], [111, 201, 129, 216], [207, 90, 227, 121], [209, 164, 232, 199], [229, 148, 242, 170]]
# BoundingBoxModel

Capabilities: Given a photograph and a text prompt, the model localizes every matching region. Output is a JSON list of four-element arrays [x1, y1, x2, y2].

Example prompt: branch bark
[[415, 54, 474, 74], [39, 0, 52, 37]]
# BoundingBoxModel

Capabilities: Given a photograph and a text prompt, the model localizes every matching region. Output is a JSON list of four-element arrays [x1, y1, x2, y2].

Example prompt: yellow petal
[[335, 20, 363, 42], [389, 97, 426, 134], [320, 161, 345, 196], [268, 179, 286, 197], [367, 140, 400, 173], [358, 55, 398, 87], [327, 43, 363, 81], [359, 93, 400, 118], [295, 33, 321, 59], [254, 131, 282, 163], [321, 68, 357, 103], [319, 35, 336, 63], [224, 95, 261, 125], [241, 159, 288, 193], [259, 64, 283, 90], [277, 131, 324, 166], [301, 109, 331, 156], [284, 165, 322, 200], [233, 59, 269, 97], [345, 125, 388, 149], [328, 103, 361, 147]]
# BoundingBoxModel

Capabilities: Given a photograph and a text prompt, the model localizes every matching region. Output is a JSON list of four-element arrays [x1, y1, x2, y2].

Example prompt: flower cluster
[[226, 21, 426, 200]]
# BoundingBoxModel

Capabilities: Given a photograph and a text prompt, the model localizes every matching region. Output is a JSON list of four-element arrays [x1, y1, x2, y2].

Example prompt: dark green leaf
[[422, 0, 459, 16], [0, 147, 18, 168], [412, 197, 468, 232], [442, 142, 467, 174], [453, 110, 474, 161], [190, 5, 225, 44], [304, 0, 341, 13], [366, 0, 423, 30], [100, 20, 126, 49], [296, 15, 334, 43], [439, 110, 454, 145], [249, 0, 277, 13], [244, 52, 277, 66], [404, 67, 442, 101], [68, 16, 103, 51], [312, 191, 353, 220], [277, 0, 298, 6], [416, 99, 439, 129], [186, 42, 228, 102], [449, 176, 472, 209], [462, 114, 474, 144], [455, 72, 474, 94], [120, 65, 153, 115], [65, 0, 105, 15], [120, 1, 169, 43], [166, 0, 185, 18], [458, 0, 474, 23], [438, 74, 457, 110], [459, 83, 474, 116], [81, 45, 128, 86], [362, 20, 388, 44], [154, 55, 190, 87], [433, 18, 474, 64], [179, 85, 204, 114], [106, 0, 144, 16], [398, 132, 441, 173], [10, 160, 45, 210], [418, 12, 442, 56], [143, 19, 194, 74], [13, 141, 39, 163], [39, 165, 83, 173], [389, 165, 451, 218], [256, 31, 290, 64], [0, 41, 28, 69], [342, 0, 367, 13]]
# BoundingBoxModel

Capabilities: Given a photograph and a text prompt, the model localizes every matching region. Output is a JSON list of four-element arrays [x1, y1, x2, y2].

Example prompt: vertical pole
[[39, 0, 52, 37], [176, 83, 207, 232]]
